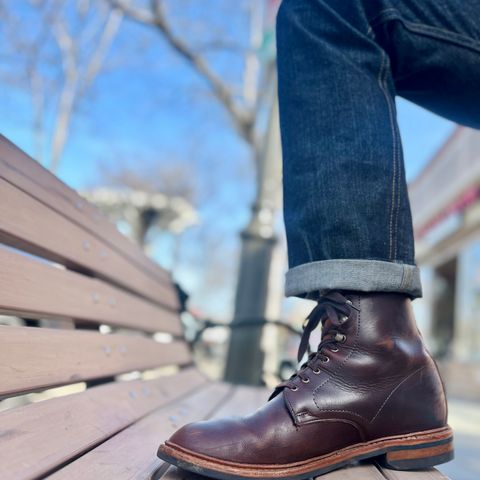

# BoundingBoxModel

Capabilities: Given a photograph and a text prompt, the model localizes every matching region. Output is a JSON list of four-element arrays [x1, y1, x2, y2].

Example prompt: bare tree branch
[[50, 17, 79, 172], [107, 0, 156, 24], [82, 8, 123, 93], [193, 40, 248, 54], [110, 0, 256, 145], [1, 1, 123, 172]]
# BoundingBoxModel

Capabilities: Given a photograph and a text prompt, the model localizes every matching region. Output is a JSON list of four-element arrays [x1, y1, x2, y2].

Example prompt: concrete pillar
[[224, 79, 282, 385], [452, 239, 480, 361], [223, 223, 277, 384]]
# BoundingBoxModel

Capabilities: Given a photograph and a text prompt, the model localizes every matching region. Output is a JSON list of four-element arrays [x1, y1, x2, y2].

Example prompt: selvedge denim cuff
[[285, 259, 422, 299]]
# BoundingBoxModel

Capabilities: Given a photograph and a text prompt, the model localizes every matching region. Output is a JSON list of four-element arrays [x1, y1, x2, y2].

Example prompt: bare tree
[[108, 0, 283, 384], [0, 0, 123, 171], [108, 0, 271, 159]]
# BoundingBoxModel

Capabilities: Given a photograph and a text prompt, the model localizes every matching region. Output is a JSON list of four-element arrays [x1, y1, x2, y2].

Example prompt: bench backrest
[[0, 136, 198, 479]]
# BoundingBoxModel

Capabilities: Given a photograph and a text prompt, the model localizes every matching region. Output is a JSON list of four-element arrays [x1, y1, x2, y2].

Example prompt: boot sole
[[157, 425, 453, 480]]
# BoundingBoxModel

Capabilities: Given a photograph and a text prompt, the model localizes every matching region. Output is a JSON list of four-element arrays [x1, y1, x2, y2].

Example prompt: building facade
[[409, 127, 480, 396]]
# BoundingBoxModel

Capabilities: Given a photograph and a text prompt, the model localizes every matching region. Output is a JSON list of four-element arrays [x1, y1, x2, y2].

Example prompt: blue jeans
[[276, 0, 480, 299]]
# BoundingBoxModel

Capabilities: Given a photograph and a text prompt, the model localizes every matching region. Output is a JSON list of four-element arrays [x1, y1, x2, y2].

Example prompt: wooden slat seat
[[0, 325, 191, 397], [47, 383, 235, 480], [0, 369, 206, 480], [0, 137, 449, 480], [0, 246, 181, 333], [0, 135, 170, 286]]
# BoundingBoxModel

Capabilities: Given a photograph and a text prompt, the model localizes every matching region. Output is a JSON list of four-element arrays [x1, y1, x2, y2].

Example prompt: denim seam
[[393, 119, 401, 261], [401, 20, 480, 54], [369, 8, 480, 55], [368, 8, 400, 27], [400, 264, 412, 290], [399, 266, 407, 290], [377, 49, 398, 261]]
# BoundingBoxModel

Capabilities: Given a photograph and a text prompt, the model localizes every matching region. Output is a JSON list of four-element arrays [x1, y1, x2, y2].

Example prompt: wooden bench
[[0, 135, 448, 480]]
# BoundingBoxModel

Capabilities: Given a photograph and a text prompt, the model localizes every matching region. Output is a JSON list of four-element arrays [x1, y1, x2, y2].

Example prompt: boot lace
[[270, 291, 358, 398]]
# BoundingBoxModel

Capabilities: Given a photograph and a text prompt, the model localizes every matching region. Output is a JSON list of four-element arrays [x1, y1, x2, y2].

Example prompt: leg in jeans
[[157, 1, 477, 476], [277, 0, 480, 299]]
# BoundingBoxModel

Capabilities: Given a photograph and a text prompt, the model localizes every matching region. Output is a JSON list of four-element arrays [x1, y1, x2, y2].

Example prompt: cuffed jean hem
[[285, 259, 423, 299]]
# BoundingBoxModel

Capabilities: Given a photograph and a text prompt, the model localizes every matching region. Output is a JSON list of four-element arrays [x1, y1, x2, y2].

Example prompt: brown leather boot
[[157, 291, 453, 479]]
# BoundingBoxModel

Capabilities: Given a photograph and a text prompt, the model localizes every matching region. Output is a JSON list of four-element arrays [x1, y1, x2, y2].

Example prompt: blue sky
[[397, 99, 455, 180], [0, 1, 456, 319]]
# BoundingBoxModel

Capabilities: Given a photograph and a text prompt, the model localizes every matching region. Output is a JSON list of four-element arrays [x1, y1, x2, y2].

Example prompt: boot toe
[[165, 417, 250, 461], [161, 394, 307, 465]]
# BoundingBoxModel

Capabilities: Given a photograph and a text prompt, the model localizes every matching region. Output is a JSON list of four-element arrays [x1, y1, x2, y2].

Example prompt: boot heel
[[378, 439, 454, 470]]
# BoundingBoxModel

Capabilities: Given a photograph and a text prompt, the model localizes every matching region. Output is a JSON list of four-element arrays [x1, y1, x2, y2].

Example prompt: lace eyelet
[[346, 299, 353, 306], [335, 333, 347, 343], [291, 386, 299, 391], [301, 378, 310, 384], [340, 315, 349, 323], [330, 347, 339, 353], [321, 357, 330, 363], [313, 368, 321, 374]]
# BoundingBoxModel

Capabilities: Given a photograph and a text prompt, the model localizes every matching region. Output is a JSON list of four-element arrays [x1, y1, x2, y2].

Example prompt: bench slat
[[46, 382, 234, 480], [318, 464, 386, 479], [0, 325, 191, 397], [378, 467, 448, 479], [0, 135, 170, 285], [0, 245, 181, 333], [0, 177, 178, 308], [0, 369, 206, 480]]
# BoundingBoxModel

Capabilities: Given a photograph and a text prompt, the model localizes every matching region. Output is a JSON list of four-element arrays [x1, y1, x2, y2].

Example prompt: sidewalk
[[437, 398, 480, 480]]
